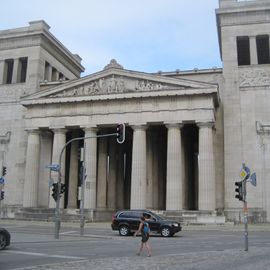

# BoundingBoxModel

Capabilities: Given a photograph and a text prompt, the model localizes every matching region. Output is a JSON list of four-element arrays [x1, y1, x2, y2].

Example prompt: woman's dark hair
[[140, 216, 145, 221]]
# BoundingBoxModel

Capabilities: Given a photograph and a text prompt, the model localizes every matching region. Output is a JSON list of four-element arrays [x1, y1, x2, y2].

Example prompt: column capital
[[82, 126, 98, 133], [51, 127, 67, 134], [165, 122, 183, 129], [131, 124, 147, 131], [25, 128, 40, 135], [197, 122, 214, 129]]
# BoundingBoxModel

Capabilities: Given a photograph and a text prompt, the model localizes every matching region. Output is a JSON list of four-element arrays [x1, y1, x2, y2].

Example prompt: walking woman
[[134, 216, 152, 257]]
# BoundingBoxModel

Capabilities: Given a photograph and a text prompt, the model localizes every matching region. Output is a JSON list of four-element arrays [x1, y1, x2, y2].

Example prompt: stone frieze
[[240, 69, 270, 87], [49, 75, 178, 98]]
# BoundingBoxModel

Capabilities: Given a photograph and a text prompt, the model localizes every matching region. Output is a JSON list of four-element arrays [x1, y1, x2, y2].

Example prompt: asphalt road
[[0, 221, 270, 270]]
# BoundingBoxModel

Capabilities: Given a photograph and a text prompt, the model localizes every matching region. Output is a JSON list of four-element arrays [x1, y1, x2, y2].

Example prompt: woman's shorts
[[141, 233, 149, 243]]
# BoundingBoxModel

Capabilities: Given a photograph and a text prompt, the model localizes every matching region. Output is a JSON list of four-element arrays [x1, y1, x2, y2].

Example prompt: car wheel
[[0, 233, 7, 250], [119, 225, 130, 236], [161, 226, 172, 237]]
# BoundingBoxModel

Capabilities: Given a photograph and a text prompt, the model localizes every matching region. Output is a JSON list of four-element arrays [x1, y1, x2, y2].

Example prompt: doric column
[[198, 122, 216, 211], [45, 63, 52, 82], [67, 131, 79, 209], [250, 36, 258, 65], [52, 69, 59, 81], [38, 131, 53, 207], [23, 129, 40, 207], [11, 58, 19, 84], [166, 123, 183, 210], [0, 60, 4, 84], [49, 128, 67, 208], [97, 136, 108, 208], [130, 125, 147, 209], [84, 127, 98, 209]]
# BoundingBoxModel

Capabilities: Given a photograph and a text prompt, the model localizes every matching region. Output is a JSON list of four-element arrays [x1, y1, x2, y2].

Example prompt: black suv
[[0, 228, 10, 250], [111, 210, 181, 237]]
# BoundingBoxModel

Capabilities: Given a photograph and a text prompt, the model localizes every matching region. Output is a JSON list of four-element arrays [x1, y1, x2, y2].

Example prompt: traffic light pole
[[80, 142, 86, 236], [243, 180, 248, 251], [55, 132, 118, 239]]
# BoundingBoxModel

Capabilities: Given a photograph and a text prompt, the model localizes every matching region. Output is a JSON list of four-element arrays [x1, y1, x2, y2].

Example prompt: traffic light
[[60, 183, 66, 194], [0, 191, 4, 200], [116, 123, 125, 144], [235, 181, 244, 201], [2, 166, 7, 176], [52, 183, 58, 201]]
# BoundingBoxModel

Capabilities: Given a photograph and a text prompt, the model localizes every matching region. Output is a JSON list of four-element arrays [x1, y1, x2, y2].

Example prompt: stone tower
[[0, 20, 84, 206], [216, 0, 270, 221]]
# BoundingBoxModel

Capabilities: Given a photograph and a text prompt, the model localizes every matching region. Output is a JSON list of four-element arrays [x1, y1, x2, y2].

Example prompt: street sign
[[240, 164, 250, 181], [46, 164, 60, 172], [0, 177, 4, 184], [249, 172, 257, 186]]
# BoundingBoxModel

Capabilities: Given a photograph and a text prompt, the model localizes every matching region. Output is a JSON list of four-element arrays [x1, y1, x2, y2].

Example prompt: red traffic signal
[[0, 191, 4, 200], [52, 183, 58, 202], [2, 166, 7, 176], [235, 181, 244, 201], [116, 124, 125, 144]]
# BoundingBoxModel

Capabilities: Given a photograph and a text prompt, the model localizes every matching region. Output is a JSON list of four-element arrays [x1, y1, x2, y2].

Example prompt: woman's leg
[[145, 240, 151, 256], [137, 241, 144, 255]]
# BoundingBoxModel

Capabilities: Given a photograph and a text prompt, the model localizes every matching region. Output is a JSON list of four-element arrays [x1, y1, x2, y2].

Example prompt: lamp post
[[53, 131, 122, 239]]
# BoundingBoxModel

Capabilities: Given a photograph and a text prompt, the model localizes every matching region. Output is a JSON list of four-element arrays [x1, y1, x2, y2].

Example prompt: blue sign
[[46, 164, 60, 172], [250, 172, 257, 187], [0, 177, 4, 184]]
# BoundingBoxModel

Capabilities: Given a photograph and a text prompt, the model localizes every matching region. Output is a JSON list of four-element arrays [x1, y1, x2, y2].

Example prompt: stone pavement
[[13, 246, 270, 270], [3, 220, 270, 269]]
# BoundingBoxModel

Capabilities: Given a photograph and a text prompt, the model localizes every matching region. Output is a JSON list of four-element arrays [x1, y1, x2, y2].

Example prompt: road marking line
[[60, 230, 77, 235], [10, 259, 89, 270], [4, 250, 84, 259]]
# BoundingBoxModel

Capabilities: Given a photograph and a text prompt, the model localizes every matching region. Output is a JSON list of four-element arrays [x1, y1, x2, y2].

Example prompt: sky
[[1, 0, 222, 76]]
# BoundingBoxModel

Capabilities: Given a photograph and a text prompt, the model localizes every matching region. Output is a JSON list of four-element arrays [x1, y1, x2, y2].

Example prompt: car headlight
[[172, 223, 179, 227]]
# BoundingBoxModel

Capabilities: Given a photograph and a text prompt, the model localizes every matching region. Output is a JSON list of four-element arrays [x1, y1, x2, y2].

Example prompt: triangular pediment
[[22, 65, 218, 104]]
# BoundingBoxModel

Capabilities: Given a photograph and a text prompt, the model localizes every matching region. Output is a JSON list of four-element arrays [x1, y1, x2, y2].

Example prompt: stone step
[[11, 208, 226, 224], [152, 210, 226, 225]]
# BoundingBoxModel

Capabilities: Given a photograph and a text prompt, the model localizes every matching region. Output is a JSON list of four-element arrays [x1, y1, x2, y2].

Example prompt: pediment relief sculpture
[[49, 75, 185, 98]]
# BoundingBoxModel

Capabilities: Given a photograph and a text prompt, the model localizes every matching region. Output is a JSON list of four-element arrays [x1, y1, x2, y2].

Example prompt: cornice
[[0, 22, 84, 74]]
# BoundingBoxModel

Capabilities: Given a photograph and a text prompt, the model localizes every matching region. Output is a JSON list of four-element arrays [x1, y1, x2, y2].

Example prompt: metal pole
[[54, 172, 61, 239], [243, 181, 248, 251], [0, 197, 1, 215], [54, 132, 118, 239], [80, 142, 86, 236]]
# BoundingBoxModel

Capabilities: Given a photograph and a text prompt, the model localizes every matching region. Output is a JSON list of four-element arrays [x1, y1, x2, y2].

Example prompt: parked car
[[0, 228, 10, 250], [111, 209, 181, 237]]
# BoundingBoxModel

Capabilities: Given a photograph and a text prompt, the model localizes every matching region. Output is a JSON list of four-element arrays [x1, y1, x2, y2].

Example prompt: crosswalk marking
[[4, 250, 84, 259]]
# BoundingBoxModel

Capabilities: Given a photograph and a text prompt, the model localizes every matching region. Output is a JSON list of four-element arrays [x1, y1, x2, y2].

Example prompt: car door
[[143, 212, 160, 233], [129, 211, 142, 231]]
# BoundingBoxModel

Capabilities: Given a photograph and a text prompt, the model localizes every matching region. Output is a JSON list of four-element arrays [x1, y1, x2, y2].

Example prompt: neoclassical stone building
[[0, 0, 270, 222]]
